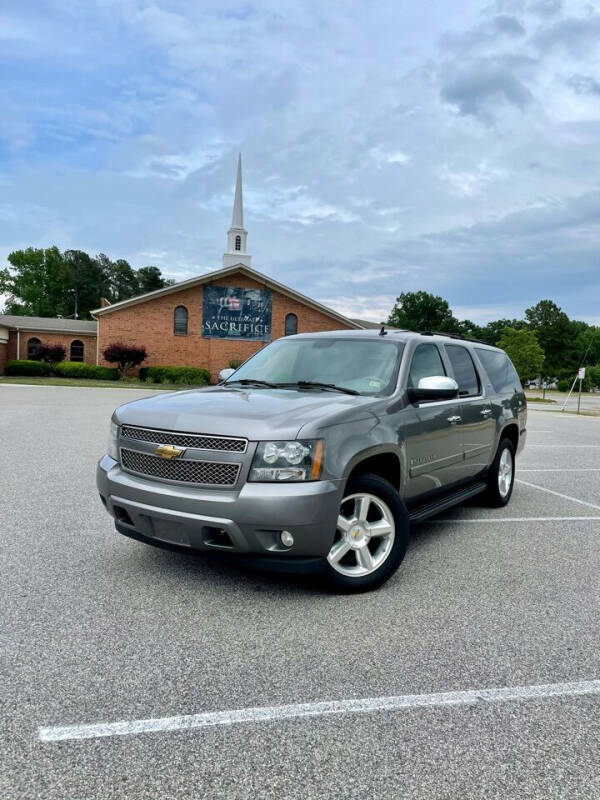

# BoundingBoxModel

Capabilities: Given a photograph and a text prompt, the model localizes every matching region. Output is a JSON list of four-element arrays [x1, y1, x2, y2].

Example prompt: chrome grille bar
[[120, 449, 241, 486], [121, 425, 247, 453]]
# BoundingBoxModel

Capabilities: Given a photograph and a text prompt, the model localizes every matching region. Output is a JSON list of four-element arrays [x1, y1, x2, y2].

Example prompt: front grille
[[121, 425, 247, 452], [120, 448, 240, 486]]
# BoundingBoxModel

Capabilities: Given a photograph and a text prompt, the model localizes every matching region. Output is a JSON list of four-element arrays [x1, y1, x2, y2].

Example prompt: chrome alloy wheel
[[327, 492, 396, 577], [498, 447, 513, 498]]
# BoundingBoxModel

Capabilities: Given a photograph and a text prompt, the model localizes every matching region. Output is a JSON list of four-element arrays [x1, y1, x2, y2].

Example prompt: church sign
[[202, 286, 272, 341]]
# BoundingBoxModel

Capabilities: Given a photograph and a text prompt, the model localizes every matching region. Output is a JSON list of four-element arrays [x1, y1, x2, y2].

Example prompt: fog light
[[280, 530, 294, 548]]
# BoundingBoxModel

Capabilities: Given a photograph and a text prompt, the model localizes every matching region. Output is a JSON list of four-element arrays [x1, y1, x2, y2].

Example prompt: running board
[[408, 481, 487, 524]]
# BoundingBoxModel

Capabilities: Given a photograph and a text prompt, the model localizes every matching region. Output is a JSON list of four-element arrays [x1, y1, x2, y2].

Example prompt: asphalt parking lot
[[2, 385, 600, 800]]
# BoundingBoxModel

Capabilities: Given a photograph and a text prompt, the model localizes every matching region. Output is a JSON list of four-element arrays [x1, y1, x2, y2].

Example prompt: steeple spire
[[223, 153, 251, 268], [231, 153, 244, 228]]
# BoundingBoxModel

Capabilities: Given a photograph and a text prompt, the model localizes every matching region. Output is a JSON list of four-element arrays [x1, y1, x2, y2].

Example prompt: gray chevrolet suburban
[[97, 329, 526, 592]]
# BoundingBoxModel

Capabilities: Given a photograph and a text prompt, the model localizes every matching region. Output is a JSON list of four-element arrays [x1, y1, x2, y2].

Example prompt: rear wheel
[[323, 473, 410, 593], [484, 438, 515, 507]]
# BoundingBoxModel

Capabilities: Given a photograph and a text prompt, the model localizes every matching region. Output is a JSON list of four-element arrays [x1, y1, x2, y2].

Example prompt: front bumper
[[97, 456, 343, 559]]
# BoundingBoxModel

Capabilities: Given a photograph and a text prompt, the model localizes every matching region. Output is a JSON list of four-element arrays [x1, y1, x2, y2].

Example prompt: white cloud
[[1, 0, 599, 325]]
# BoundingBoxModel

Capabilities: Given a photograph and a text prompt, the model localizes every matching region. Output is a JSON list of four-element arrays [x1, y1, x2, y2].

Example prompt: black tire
[[322, 473, 410, 594], [484, 438, 516, 507]]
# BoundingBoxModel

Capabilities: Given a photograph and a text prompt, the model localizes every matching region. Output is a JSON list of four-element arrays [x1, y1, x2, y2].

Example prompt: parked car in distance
[[97, 329, 527, 592]]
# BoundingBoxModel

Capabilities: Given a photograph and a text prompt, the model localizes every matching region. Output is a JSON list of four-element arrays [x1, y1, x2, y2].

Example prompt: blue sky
[[1, 0, 599, 323]]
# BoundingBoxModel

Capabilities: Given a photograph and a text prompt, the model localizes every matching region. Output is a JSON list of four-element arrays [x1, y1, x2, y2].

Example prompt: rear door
[[444, 344, 495, 480], [403, 343, 465, 500]]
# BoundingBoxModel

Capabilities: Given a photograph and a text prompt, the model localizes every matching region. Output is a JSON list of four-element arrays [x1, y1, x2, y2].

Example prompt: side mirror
[[407, 376, 459, 403], [218, 368, 235, 384]]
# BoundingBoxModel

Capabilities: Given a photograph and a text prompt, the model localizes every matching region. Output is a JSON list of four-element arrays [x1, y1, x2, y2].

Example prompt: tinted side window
[[445, 345, 480, 397], [476, 348, 522, 395], [408, 344, 446, 388]]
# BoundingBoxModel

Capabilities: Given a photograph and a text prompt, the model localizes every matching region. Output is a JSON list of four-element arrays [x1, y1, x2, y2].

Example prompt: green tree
[[63, 249, 106, 319], [477, 318, 528, 345], [497, 327, 545, 382], [1, 247, 70, 317], [105, 258, 140, 302], [1, 246, 173, 317], [388, 291, 461, 332], [136, 265, 170, 294], [525, 300, 571, 377], [587, 364, 600, 391]]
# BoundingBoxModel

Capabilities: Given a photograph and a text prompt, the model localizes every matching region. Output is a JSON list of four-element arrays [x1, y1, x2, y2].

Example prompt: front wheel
[[484, 438, 515, 507], [322, 473, 410, 593]]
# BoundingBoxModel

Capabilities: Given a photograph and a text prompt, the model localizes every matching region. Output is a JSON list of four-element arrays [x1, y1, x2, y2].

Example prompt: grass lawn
[[0, 376, 202, 390]]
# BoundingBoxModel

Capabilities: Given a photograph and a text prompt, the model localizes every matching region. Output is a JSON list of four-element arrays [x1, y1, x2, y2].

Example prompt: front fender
[[318, 416, 406, 488]]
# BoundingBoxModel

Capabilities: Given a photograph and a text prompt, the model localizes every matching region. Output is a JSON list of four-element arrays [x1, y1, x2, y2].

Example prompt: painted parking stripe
[[429, 516, 600, 523], [518, 469, 600, 472], [38, 679, 600, 742], [527, 445, 600, 448], [515, 479, 600, 511]]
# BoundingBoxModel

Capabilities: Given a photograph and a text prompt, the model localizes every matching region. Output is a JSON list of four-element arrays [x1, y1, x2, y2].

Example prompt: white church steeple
[[223, 154, 251, 268]]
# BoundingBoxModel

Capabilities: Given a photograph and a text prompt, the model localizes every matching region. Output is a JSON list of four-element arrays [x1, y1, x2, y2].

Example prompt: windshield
[[226, 337, 403, 396]]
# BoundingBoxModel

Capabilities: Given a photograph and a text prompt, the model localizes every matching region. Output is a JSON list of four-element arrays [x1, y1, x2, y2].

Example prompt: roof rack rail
[[420, 330, 493, 346]]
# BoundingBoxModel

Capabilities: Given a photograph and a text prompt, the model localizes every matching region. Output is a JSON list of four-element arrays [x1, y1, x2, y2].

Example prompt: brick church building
[[1, 157, 372, 378]]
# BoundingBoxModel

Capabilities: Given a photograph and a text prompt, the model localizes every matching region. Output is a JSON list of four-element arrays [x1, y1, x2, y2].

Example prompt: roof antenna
[[379, 326, 387, 336]]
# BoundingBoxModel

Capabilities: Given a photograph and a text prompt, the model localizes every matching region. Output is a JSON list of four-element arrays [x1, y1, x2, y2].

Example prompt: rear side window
[[408, 344, 446, 388], [475, 348, 522, 395], [445, 345, 480, 397]]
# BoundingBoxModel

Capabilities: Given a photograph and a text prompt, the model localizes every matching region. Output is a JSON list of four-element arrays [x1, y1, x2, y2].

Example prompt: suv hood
[[114, 385, 377, 440]]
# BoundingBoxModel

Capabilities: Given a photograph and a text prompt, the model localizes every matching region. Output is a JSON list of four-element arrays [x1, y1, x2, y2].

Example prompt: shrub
[[53, 361, 119, 380], [4, 359, 51, 376], [103, 342, 147, 377], [557, 378, 570, 392], [138, 365, 211, 385], [228, 359, 244, 369], [39, 343, 66, 364]]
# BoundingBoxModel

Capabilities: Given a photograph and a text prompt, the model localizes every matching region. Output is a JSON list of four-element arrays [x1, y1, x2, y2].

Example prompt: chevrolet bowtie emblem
[[155, 444, 185, 460]]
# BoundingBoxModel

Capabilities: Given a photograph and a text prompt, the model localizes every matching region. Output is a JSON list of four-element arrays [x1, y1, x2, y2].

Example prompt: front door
[[444, 344, 495, 480], [403, 343, 464, 500]]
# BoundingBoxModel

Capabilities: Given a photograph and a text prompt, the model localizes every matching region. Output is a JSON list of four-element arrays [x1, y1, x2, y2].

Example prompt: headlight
[[108, 420, 119, 460], [249, 440, 324, 482]]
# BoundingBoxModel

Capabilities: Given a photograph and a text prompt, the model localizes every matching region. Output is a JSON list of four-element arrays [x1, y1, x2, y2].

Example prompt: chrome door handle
[[447, 415, 461, 424], [481, 409, 492, 416]]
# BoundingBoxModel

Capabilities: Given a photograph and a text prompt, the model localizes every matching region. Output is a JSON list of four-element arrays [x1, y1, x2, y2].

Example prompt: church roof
[[0, 314, 97, 334], [90, 263, 363, 329]]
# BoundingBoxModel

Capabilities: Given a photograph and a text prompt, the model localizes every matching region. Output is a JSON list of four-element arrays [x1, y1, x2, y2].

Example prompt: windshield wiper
[[225, 378, 359, 395], [287, 380, 359, 396], [225, 378, 279, 388]]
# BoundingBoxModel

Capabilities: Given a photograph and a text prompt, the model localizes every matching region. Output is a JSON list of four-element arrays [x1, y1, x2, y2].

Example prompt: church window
[[70, 340, 84, 362], [285, 313, 298, 336], [27, 337, 42, 359], [235, 235, 241, 251], [174, 305, 188, 335]]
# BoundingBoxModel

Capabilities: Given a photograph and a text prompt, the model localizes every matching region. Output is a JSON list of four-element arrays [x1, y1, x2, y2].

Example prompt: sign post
[[577, 367, 585, 414]]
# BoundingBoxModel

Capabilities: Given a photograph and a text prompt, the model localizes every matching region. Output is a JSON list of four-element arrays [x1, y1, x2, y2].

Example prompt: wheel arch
[[499, 421, 519, 454], [344, 447, 402, 492]]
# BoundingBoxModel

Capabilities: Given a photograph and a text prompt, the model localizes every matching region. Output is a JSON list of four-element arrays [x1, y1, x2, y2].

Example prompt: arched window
[[174, 305, 188, 335], [284, 313, 298, 336], [235, 235, 241, 251], [70, 340, 84, 362], [27, 337, 41, 359]]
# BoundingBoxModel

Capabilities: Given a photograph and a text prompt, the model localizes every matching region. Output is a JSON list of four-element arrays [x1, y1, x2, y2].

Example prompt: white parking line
[[515, 479, 600, 511], [429, 516, 600, 523], [518, 469, 600, 472], [38, 679, 600, 742], [527, 445, 600, 448]]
